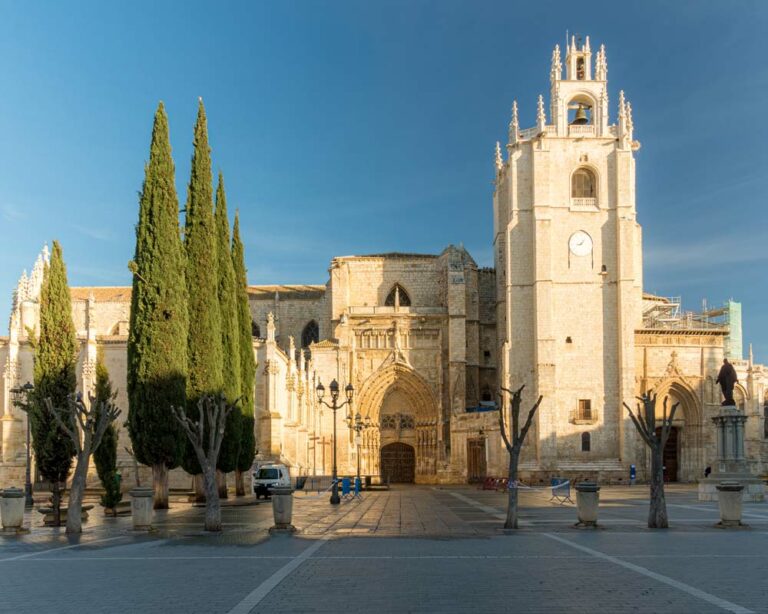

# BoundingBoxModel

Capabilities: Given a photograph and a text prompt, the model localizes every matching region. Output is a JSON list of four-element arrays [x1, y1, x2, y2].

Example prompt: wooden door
[[467, 438, 487, 483], [656, 426, 679, 482], [380, 442, 415, 483]]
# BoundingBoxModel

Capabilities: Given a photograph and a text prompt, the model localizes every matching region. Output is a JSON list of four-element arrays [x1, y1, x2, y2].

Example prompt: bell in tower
[[569, 103, 590, 125]]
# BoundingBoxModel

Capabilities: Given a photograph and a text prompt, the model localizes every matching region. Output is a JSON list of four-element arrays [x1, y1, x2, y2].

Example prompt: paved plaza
[[1, 485, 767, 613]]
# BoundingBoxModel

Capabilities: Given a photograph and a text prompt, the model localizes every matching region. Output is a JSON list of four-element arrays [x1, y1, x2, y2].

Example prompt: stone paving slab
[[1, 485, 766, 613]]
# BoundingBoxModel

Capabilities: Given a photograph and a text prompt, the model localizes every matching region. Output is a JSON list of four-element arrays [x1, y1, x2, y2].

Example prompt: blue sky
[[1, 1, 766, 361]]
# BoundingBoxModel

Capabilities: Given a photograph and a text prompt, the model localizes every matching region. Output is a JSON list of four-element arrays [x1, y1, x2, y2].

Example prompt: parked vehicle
[[253, 464, 291, 499]]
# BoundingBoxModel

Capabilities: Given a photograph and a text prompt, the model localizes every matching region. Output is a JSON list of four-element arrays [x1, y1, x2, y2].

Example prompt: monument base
[[698, 476, 765, 502]]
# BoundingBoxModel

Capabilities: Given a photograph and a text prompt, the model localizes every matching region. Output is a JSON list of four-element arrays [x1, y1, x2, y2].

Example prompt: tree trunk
[[152, 463, 169, 510], [52, 481, 62, 527], [235, 469, 245, 497], [203, 466, 222, 532], [193, 473, 206, 502], [648, 446, 668, 528], [504, 451, 520, 529], [66, 453, 90, 534], [216, 470, 228, 499]]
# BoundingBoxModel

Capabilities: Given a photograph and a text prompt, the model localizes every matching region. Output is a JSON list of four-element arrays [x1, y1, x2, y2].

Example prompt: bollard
[[575, 481, 600, 527], [1, 488, 28, 534], [716, 482, 745, 528], [129, 487, 154, 531], [269, 486, 296, 533]]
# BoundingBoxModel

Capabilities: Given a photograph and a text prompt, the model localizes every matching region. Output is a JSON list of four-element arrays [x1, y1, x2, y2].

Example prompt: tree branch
[[518, 395, 543, 444], [497, 393, 512, 452]]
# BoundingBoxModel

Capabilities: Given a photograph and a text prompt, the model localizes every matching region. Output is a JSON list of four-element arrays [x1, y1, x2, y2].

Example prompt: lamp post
[[10, 381, 35, 508], [348, 412, 372, 482], [316, 379, 354, 504]]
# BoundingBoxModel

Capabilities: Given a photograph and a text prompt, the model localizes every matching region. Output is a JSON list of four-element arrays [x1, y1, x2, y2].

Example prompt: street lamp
[[10, 381, 35, 508], [316, 379, 354, 504], [348, 411, 372, 484]]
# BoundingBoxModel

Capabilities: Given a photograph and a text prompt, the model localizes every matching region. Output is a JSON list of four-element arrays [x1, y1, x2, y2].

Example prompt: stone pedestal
[[575, 482, 600, 527], [1, 487, 28, 533], [129, 487, 153, 531], [698, 406, 765, 502], [715, 482, 745, 528], [269, 487, 296, 533]]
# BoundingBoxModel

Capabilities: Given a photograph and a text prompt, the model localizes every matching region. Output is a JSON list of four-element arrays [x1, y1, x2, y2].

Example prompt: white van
[[253, 464, 291, 499]]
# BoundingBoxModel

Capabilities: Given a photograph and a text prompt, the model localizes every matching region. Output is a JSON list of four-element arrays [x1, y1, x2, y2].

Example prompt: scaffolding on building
[[641, 295, 739, 338]]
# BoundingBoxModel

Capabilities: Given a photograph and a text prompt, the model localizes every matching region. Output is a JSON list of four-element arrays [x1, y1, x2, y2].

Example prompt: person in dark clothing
[[716, 358, 738, 406], [704, 465, 712, 478]]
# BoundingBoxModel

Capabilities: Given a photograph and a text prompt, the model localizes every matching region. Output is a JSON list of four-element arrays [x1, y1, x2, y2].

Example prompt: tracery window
[[385, 284, 411, 307], [400, 414, 415, 430], [301, 320, 319, 348], [581, 432, 591, 452], [572, 168, 596, 198], [381, 415, 397, 430]]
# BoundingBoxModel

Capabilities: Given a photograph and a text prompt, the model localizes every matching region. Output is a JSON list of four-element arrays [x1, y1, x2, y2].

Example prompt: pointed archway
[[654, 379, 702, 482], [355, 363, 440, 482]]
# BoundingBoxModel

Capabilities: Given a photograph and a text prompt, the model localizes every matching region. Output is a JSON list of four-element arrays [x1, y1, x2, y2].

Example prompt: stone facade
[[0, 35, 766, 489]]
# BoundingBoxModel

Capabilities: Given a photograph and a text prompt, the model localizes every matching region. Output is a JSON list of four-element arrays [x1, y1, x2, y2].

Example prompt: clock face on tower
[[569, 230, 593, 257]]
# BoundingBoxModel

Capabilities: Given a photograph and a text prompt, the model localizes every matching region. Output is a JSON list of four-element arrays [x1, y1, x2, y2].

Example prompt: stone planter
[[270, 487, 296, 533], [575, 482, 600, 527], [716, 481, 745, 528], [129, 487, 154, 531], [1, 487, 28, 534], [37, 505, 93, 526]]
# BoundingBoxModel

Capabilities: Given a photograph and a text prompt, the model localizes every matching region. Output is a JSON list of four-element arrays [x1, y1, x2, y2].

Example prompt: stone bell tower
[[493, 36, 643, 476]]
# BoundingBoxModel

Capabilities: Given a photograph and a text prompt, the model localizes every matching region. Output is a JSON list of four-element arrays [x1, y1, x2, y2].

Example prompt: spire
[[494, 141, 503, 172], [749, 343, 754, 368], [618, 90, 626, 121], [584, 36, 591, 53], [550, 44, 562, 83], [536, 94, 546, 132], [507, 100, 519, 146], [595, 44, 607, 80], [266, 312, 276, 342]]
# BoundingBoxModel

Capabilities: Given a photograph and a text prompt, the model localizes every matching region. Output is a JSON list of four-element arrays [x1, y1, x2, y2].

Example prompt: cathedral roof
[[70, 287, 131, 302], [247, 285, 326, 300]]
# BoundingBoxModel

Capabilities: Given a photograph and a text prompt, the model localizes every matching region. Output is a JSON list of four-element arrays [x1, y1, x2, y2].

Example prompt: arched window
[[301, 320, 319, 348], [572, 168, 596, 198], [251, 320, 261, 338], [385, 284, 411, 307], [581, 432, 591, 452]]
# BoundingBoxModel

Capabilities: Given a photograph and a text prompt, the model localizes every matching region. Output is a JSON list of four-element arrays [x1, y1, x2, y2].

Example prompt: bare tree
[[45, 394, 121, 534], [498, 385, 543, 529], [623, 391, 679, 528], [171, 395, 235, 532], [124, 445, 141, 487]]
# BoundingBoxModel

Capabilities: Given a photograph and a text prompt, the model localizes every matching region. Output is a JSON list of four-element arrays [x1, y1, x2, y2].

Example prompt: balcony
[[571, 197, 597, 208], [569, 124, 595, 137], [570, 406, 597, 425]]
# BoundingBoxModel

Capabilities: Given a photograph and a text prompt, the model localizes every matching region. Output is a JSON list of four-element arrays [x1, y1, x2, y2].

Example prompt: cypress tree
[[93, 351, 122, 513], [233, 212, 257, 495], [127, 102, 188, 510], [30, 240, 77, 526], [213, 173, 242, 489], [182, 99, 223, 478]]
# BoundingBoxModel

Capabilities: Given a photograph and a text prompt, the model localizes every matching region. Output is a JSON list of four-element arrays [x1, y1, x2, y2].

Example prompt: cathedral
[[1, 36, 767, 489]]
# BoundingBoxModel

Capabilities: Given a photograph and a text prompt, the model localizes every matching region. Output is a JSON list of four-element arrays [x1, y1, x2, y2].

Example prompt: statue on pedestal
[[716, 358, 738, 406]]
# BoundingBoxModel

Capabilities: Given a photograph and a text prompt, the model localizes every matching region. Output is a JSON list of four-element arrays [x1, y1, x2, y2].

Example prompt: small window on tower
[[572, 168, 596, 198], [578, 399, 592, 421]]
